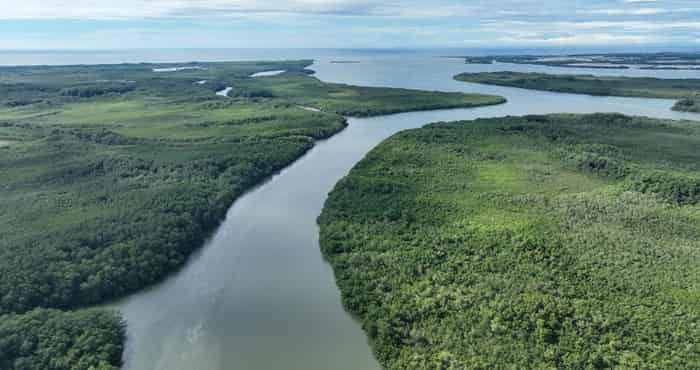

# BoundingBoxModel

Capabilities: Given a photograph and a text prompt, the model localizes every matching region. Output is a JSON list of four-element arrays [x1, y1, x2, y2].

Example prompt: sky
[[0, 0, 698, 49]]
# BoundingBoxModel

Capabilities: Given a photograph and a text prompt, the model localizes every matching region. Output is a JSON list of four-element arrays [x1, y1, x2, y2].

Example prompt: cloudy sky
[[0, 0, 698, 49]]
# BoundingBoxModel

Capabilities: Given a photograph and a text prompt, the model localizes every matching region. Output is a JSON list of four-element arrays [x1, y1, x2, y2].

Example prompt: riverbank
[[0, 60, 504, 369], [455, 71, 700, 112], [319, 113, 700, 368]]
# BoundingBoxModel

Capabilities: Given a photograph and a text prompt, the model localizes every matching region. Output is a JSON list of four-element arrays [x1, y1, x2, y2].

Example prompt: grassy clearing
[[455, 71, 700, 113], [0, 60, 503, 369], [319, 113, 700, 369]]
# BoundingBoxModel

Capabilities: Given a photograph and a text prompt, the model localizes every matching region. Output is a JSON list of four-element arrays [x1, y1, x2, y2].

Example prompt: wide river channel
[[114, 54, 700, 370]]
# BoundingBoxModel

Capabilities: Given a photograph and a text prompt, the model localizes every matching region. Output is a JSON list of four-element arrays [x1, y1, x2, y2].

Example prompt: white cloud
[[546, 20, 700, 31], [0, 0, 697, 21], [0, 0, 698, 48], [0, 0, 395, 19], [0, 0, 483, 20], [498, 33, 661, 45], [581, 7, 669, 15]]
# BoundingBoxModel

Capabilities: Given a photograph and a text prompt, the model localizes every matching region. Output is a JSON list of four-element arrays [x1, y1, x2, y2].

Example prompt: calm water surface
[[103, 53, 700, 370]]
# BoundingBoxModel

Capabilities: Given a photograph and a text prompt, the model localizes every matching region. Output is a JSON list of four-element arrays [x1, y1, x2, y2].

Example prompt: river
[[115, 54, 699, 370]]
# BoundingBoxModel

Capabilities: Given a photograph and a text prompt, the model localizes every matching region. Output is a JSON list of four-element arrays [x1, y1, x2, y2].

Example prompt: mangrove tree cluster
[[320, 113, 700, 369]]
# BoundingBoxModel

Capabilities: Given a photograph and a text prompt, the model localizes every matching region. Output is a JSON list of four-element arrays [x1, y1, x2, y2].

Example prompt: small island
[[320, 113, 700, 369], [455, 71, 700, 112], [462, 52, 700, 70], [675, 95, 700, 112]]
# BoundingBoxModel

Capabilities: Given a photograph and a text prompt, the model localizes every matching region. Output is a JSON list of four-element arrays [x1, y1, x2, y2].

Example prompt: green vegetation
[[0, 60, 503, 368], [0, 309, 124, 370], [319, 113, 700, 369], [455, 71, 700, 112], [462, 52, 700, 70], [674, 94, 700, 113]]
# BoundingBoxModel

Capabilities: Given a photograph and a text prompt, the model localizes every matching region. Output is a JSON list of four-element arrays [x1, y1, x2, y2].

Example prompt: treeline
[[454, 72, 700, 113], [319, 113, 700, 369], [226, 87, 275, 98], [60, 84, 136, 98]]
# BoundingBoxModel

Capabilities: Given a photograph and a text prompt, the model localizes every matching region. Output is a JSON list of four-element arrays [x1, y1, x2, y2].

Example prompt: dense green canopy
[[320, 113, 700, 369], [0, 309, 124, 370]]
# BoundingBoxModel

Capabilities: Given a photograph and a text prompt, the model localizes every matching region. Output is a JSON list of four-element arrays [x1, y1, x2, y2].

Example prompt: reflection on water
[[113, 53, 699, 370]]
